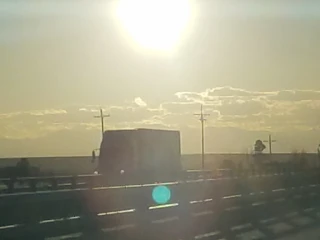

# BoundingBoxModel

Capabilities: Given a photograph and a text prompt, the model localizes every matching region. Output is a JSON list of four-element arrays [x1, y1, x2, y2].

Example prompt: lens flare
[[152, 185, 171, 204]]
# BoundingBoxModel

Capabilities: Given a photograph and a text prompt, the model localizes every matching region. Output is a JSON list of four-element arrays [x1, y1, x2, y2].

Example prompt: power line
[[263, 134, 276, 154], [194, 104, 210, 170], [94, 108, 110, 139]]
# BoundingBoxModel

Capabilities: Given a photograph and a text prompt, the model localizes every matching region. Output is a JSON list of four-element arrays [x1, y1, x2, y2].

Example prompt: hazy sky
[[1, 0, 320, 157]]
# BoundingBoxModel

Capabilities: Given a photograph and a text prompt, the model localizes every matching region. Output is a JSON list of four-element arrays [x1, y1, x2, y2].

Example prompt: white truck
[[92, 128, 210, 183]]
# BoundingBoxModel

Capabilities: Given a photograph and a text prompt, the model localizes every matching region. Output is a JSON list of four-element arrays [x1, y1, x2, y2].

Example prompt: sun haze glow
[[116, 0, 192, 51]]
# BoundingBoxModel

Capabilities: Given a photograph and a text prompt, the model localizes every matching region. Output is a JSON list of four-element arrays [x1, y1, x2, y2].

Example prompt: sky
[[1, 0, 320, 157]]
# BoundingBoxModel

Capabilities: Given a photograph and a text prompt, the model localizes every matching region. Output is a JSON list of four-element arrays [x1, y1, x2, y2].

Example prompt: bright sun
[[116, 0, 192, 51]]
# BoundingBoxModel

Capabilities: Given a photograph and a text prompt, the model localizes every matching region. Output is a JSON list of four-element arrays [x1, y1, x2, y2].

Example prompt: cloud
[[3, 87, 320, 140], [2, 87, 320, 140], [175, 92, 205, 103], [0, 108, 67, 119], [134, 97, 147, 107], [206, 86, 267, 97], [173, 87, 320, 132], [0, 112, 21, 119], [2, 87, 320, 156], [270, 90, 320, 101], [29, 109, 67, 116], [176, 86, 274, 102], [78, 107, 99, 113], [215, 99, 266, 116], [161, 101, 200, 114]]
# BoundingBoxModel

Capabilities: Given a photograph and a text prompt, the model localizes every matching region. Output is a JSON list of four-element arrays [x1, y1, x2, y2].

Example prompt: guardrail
[[0, 167, 309, 194], [0, 174, 101, 194], [0, 170, 215, 194], [1, 171, 320, 239]]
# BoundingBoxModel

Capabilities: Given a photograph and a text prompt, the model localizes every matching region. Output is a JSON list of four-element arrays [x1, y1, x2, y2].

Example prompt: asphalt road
[[278, 226, 320, 240]]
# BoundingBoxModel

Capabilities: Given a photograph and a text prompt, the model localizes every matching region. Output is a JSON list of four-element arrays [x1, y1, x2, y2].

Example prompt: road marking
[[149, 203, 179, 209], [0, 224, 20, 230]]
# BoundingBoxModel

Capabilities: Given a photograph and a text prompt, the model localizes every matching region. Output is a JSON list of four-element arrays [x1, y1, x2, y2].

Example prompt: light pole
[[94, 108, 110, 139], [194, 104, 210, 170]]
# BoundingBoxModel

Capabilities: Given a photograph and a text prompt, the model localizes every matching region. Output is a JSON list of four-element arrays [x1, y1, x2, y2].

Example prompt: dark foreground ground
[[279, 226, 320, 240]]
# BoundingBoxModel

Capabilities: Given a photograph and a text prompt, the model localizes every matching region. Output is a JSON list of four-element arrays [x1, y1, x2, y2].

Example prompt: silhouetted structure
[[254, 139, 266, 154], [263, 134, 276, 154], [16, 158, 30, 176], [94, 108, 110, 139], [194, 104, 210, 170], [0, 158, 40, 182]]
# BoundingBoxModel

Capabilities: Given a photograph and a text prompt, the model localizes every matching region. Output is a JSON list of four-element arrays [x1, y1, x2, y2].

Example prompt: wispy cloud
[[172, 87, 320, 132], [2, 87, 320, 148], [134, 97, 147, 107], [29, 109, 67, 116], [0, 109, 67, 119]]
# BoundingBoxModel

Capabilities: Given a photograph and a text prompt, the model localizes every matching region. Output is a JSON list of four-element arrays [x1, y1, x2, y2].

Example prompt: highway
[[279, 226, 320, 240]]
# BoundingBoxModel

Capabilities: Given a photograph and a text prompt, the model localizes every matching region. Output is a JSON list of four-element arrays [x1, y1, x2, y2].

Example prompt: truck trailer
[[93, 128, 210, 183]]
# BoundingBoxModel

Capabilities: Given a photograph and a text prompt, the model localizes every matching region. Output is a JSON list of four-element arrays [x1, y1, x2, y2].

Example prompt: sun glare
[[116, 0, 192, 51]]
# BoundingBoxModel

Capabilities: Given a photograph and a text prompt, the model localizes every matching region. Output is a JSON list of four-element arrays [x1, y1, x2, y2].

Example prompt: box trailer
[[96, 129, 182, 182]]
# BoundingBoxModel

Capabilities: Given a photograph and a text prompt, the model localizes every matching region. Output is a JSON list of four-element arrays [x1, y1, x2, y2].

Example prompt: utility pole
[[94, 108, 110, 139], [194, 104, 210, 169], [263, 134, 276, 154]]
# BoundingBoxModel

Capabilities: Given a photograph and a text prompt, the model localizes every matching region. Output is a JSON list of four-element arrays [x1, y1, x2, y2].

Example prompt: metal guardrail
[[0, 174, 102, 193], [0, 170, 215, 194], [0, 167, 312, 194]]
